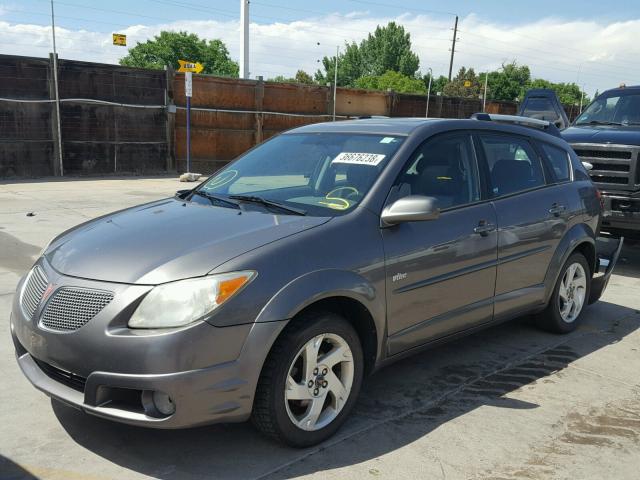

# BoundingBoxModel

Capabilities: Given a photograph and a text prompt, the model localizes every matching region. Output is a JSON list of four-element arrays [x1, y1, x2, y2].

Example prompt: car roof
[[284, 117, 571, 147], [286, 118, 441, 136]]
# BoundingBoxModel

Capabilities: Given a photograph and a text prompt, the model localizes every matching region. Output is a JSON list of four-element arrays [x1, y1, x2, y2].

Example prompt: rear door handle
[[474, 221, 496, 236], [549, 203, 567, 216]]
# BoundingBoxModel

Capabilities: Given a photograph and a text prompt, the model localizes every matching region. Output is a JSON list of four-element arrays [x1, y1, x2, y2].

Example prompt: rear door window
[[479, 135, 546, 197], [539, 142, 571, 182]]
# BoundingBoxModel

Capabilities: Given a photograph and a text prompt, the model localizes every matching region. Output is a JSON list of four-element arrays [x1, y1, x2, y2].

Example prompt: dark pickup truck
[[520, 86, 640, 239]]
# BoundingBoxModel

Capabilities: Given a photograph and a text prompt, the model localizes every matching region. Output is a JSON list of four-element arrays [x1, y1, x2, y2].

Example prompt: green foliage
[[355, 71, 426, 94], [422, 73, 449, 95], [476, 61, 532, 102], [119, 31, 239, 77], [315, 22, 420, 87], [443, 67, 482, 98], [268, 70, 315, 85]]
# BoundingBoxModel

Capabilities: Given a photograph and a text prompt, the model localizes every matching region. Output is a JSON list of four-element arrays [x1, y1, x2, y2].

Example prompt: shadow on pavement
[[51, 301, 640, 480], [0, 456, 39, 480], [613, 243, 640, 280]]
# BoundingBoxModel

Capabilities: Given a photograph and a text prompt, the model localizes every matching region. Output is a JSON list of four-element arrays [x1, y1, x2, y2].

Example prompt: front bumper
[[11, 259, 287, 428], [601, 194, 640, 233]]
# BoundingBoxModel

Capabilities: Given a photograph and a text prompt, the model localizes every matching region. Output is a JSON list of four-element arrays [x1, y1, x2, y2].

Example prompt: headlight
[[128, 271, 256, 329]]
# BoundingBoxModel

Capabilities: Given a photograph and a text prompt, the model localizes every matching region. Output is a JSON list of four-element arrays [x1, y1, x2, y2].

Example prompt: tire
[[251, 311, 364, 447], [537, 252, 591, 334]]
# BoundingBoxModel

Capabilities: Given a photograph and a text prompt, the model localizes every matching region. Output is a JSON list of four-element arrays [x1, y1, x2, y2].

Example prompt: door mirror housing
[[381, 195, 440, 226]]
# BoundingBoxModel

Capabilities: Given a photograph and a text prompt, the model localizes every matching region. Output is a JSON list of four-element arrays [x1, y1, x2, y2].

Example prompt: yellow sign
[[178, 60, 204, 74], [464, 80, 472, 87], [112, 33, 127, 46]]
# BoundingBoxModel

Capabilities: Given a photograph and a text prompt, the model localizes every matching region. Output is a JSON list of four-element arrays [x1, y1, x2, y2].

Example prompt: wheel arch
[[255, 269, 385, 375], [544, 223, 596, 304]]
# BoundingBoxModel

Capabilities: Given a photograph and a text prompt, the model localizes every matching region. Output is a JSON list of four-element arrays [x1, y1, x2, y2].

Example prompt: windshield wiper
[[192, 190, 240, 209], [576, 120, 623, 126], [229, 195, 307, 216]]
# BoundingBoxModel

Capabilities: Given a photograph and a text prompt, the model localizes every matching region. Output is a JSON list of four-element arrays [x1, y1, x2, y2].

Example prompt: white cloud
[[1, 10, 639, 96]]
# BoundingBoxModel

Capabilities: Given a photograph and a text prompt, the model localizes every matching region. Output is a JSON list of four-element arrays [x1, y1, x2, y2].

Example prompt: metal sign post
[[185, 71, 193, 173]]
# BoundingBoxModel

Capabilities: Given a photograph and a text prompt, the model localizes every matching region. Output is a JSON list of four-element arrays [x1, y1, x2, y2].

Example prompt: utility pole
[[50, 0, 63, 176], [333, 45, 338, 121], [425, 67, 432, 118], [240, 0, 249, 79], [448, 15, 458, 81]]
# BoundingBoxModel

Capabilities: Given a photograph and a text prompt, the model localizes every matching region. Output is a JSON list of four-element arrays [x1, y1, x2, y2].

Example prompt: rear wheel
[[537, 253, 590, 333], [251, 312, 363, 447]]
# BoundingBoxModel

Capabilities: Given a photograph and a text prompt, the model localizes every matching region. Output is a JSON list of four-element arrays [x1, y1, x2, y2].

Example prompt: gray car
[[11, 117, 622, 447]]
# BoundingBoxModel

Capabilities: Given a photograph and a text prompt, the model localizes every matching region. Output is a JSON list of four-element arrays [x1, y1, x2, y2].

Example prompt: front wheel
[[251, 312, 363, 447], [537, 252, 591, 333]]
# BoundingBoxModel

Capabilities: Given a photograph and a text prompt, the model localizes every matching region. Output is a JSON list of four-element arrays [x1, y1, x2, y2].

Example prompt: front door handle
[[549, 203, 567, 216], [474, 221, 496, 236]]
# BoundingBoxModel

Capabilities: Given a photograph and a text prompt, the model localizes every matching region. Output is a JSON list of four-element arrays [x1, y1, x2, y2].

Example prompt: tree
[[479, 61, 532, 102], [443, 67, 481, 98], [355, 70, 426, 94], [315, 22, 420, 87], [268, 70, 315, 85], [421, 73, 449, 94], [120, 31, 238, 77]]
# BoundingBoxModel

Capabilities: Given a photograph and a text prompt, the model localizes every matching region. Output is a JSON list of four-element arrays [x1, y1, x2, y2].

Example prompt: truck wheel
[[251, 311, 363, 447], [537, 253, 591, 333]]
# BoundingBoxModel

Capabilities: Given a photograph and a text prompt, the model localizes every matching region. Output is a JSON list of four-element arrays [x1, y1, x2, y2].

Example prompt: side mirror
[[381, 195, 440, 226], [582, 161, 594, 171]]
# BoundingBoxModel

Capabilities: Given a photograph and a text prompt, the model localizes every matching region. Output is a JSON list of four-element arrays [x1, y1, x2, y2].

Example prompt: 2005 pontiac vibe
[[11, 116, 622, 447]]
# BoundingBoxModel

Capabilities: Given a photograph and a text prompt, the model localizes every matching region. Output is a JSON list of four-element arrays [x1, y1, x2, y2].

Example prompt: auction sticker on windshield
[[332, 152, 386, 166]]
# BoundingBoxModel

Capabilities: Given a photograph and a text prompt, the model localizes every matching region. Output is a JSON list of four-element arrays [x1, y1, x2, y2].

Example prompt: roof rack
[[470, 113, 562, 138]]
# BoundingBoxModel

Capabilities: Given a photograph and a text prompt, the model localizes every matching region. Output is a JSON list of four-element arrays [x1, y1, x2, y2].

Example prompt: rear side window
[[539, 143, 571, 182], [479, 135, 546, 197]]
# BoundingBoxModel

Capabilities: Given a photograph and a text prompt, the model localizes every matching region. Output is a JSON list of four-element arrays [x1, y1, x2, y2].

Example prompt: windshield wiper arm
[[229, 195, 307, 216], [192, 190, 240, 208]]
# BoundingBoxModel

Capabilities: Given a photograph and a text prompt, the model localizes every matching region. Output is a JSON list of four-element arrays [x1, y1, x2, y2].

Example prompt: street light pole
[[425, 67, 432, 118], [483, 72, 489, 112], [333, 45, 338, 121], [50, 0, 63, 176]]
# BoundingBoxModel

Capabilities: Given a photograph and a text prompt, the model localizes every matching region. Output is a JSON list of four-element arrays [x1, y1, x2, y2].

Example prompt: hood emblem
[[41, 283, 55, 302]]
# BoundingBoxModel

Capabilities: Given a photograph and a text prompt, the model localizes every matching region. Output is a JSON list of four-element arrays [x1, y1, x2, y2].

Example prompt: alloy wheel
[[558, 262, 587, 323], [284, 333, 354, 431]]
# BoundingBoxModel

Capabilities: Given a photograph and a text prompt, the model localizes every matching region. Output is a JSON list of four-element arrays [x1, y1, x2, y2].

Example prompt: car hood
[[46, 198, 330, 284], [562, 125, 640, 146]]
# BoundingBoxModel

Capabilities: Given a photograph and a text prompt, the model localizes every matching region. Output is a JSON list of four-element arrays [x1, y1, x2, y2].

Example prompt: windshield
[[196, 133, 404, 216], [575, 92, 640, 126]]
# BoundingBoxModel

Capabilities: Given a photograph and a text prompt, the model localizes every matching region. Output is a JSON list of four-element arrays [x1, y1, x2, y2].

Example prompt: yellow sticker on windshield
[[332, 152, 385, 166]]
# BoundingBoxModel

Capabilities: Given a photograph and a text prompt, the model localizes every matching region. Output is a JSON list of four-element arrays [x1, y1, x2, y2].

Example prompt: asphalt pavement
[[1, 176, 639, 480]]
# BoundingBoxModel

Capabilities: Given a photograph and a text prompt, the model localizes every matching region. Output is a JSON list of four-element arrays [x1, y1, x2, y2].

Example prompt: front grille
[[589, 175, 629, 185], [40, 287, 114, 332], [34, 358, 86, 392], [571, 143, 639, 191], [20, 266, 48, 319], [573, 149, 632, 160]]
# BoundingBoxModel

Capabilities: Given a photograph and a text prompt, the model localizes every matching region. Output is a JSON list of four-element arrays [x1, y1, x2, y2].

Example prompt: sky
[[1, 0, 640, 97]]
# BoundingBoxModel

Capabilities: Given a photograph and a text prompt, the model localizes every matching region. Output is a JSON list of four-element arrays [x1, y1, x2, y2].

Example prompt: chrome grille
[[571, 143, 640, 191], [40, 287, 114, 332], [20, 266, 48, 319]]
